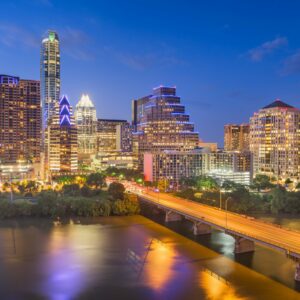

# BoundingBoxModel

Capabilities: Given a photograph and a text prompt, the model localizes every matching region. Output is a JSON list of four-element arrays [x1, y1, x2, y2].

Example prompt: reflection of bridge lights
[[199, 271, 245, 300], [143, 238, 176, 291]]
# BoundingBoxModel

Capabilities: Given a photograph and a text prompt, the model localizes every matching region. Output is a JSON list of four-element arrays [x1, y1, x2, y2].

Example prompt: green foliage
[[86, 173, 106, 189], [251, 175, 274, 191], [269, 187, 287, 214], [175, 188, 196, 200], [196, 176, 219, 191], [112, 194, 140, 215], [62, 184, 81, 196], [54, 175, 77, 184], [176, 175, 300, 215], [179, 177, 197, 189], [157, 178, 169, 192], [285, 178, 292, 185], [108, 182, 125, 200], [106, 167, 144, 182]]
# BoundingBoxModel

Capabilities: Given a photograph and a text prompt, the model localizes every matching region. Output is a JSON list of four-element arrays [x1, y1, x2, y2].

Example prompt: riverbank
[[0, 190, 140, 219]]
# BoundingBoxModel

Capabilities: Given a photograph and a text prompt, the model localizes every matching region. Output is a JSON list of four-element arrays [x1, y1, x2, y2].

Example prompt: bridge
[[112, 180, 300, 282]]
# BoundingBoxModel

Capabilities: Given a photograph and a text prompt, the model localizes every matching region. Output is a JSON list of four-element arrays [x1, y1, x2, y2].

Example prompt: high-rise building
[[97, 119, 131, 152], [0, 75, 41, 179], [47, 95, 78, 175], [116, 122, 132, 152], [75, 94, 97, 156], [132, 95, 151, 129], [40, 30, 60, 128], [144, 149, 252, 187], [132, 86, 199, 168], [250, 100, 300, 181], [224, 123, 249, 151], [19, 79, 41, 163]]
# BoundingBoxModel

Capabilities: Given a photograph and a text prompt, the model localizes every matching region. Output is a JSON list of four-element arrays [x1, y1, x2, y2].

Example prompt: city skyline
[[3, 1, 300, 144]]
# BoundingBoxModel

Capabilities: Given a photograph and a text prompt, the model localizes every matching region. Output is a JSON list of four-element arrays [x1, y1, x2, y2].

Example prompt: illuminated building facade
[[198, 140, 218, 151], [0, 75, 41, 180], [40, 30, 60, 127], [144, 149, 252, 187], [75, 94, 97, 156], [132, 86, 199, 168], [47, 95, 78, 175], [97, 119, 132, 152], [224, 123, 249, 151], [91, 152, 137, 171], [250, 100, 300, 181]]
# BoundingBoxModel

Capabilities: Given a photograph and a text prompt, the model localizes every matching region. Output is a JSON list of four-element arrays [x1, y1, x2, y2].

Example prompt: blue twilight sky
[[1, 0, 300, 145]]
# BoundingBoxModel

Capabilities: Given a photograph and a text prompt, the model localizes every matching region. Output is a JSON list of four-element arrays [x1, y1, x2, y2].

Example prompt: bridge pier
[[295, 263, 300, 281], [165, 211, 182, 222], [234, 236, 255, 254], [193, 222, 211, 235]]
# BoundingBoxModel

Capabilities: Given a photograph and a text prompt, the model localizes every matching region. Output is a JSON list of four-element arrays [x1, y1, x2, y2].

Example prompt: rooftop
[[263, 99, 295, 109], [76, 94, 95, 108]]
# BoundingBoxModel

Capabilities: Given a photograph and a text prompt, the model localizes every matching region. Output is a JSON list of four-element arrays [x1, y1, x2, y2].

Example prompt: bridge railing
[[138, 193, 300, 258]]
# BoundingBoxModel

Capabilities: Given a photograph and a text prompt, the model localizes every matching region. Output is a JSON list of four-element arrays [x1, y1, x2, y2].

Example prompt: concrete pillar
[[234, 236, 255, 254], [165, 211, 182, 222], [193, 222, 211, 235], [295, 263, 300, 281]]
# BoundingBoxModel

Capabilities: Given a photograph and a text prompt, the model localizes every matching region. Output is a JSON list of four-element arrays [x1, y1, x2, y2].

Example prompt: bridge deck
[[138, 190, 300, 258]]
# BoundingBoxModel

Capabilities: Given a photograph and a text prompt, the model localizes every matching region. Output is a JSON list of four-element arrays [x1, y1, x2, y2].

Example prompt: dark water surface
[[0, 215, 299, 300]]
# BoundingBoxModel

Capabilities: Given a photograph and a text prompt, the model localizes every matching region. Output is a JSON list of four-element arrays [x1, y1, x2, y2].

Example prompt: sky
[[1, 0, 300, 145]]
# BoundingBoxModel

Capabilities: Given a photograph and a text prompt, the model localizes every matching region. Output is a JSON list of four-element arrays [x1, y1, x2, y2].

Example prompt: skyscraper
[[47, 95, 78, 175], [75, 94, 97, 156], [0, 75, 41, 179], [250, 100, 300, 181], [97, 119, 130, 152], [132, 86, 199, 168], [40, 30, 60, 127], [224, 124, 249, 151]]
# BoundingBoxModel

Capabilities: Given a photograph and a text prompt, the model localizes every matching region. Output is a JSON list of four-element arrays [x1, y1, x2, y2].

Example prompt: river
[[0, 215, 299, 300]]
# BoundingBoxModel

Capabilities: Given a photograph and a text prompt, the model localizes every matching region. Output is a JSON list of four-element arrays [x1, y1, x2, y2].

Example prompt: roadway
[[117, 180, 300, 259]]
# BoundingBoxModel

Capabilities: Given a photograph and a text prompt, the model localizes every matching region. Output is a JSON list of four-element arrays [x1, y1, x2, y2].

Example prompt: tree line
[[176, 175, 300, 215], [0, 173, 140, 219]]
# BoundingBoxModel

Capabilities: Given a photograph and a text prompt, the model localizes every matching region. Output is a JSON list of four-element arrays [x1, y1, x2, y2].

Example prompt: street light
[[219, 188, 224, 209], [225, 197, 233, 229]]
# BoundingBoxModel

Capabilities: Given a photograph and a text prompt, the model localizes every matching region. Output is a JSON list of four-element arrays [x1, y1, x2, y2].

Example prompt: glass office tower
[[40, 30, 60, 128]]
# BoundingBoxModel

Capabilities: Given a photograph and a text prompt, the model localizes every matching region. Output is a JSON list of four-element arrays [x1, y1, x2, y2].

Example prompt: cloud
[[0, 24, 39, 48], [104, 44, 185, 71], [60, 27, 93, 61], [282, 50, 300, 75], [0, 23, 93, 61], [246, 37, 287, 62]]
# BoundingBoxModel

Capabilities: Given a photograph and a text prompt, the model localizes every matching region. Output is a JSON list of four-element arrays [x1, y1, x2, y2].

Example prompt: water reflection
[[142, 239, 176, 290], [0, 216, 299, 300], [199, 271, 248, 300], [40, 223, 104, 300]]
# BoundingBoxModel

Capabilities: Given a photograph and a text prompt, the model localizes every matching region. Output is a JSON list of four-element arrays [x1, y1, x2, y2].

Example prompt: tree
[[86, 173, 106, 189], [25, 181, 38, 194], [175, 188, 195, 200], [269, 187, 286, 214], [285, 178, 292, 185], [62, 184, 81, 196], [157, 178, 169, 192], [108, 182, 125, 200], [179, 177, 197, 189], [251, 175, 274, 191], [112, 195, 140, 215], [196, 176, 219, 191], [80, 185, 92, 197]]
